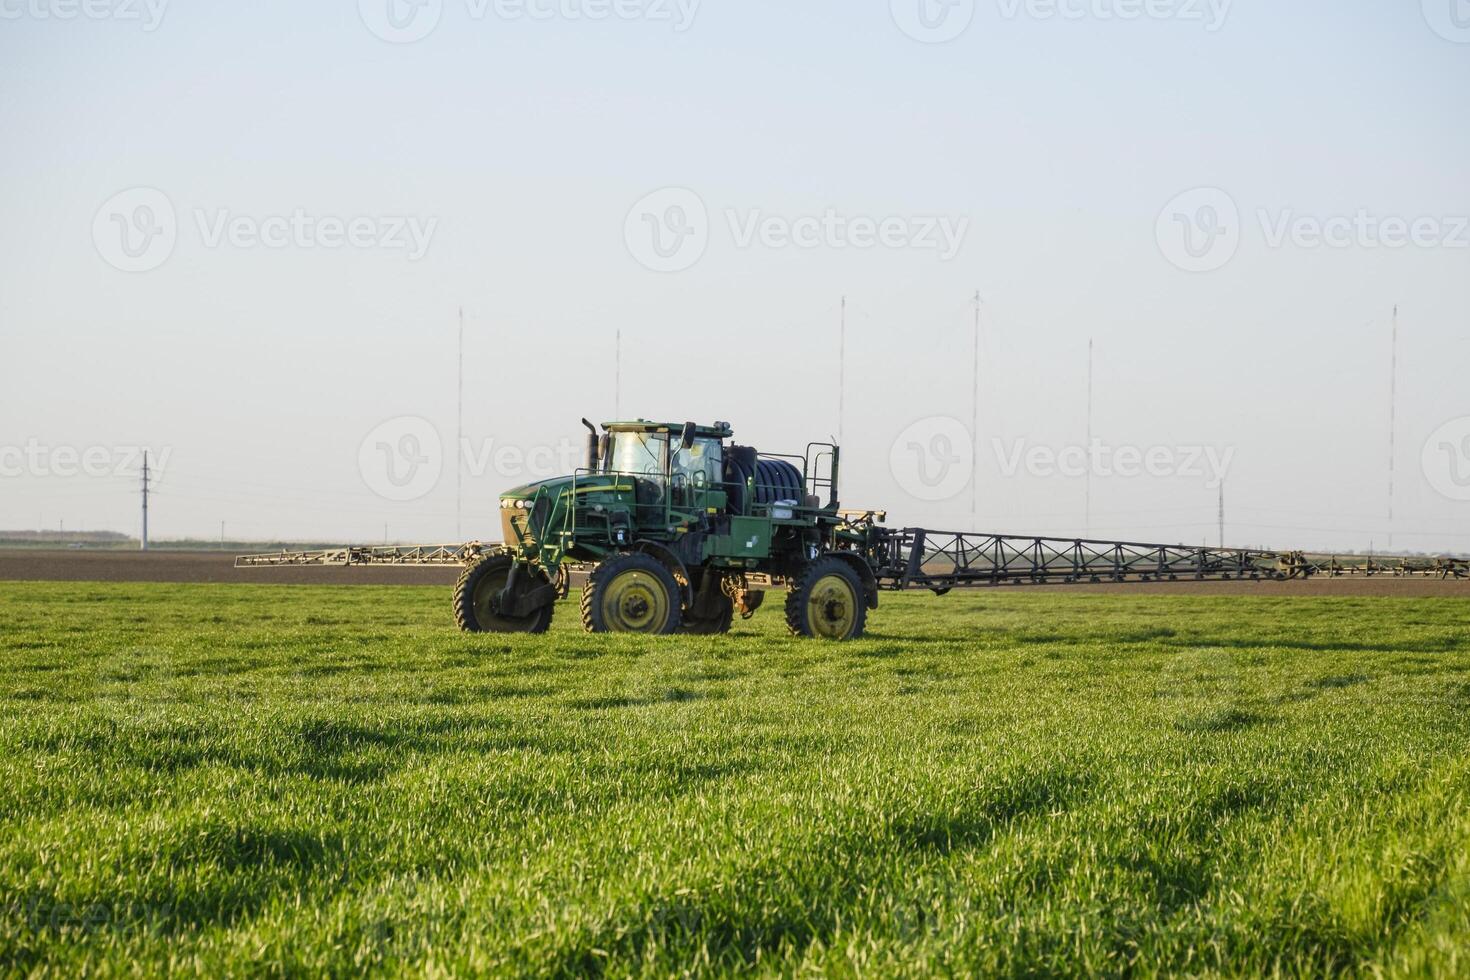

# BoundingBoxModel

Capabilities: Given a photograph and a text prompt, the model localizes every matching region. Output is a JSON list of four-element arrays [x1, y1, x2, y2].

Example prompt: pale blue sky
[[2, 0, 1468, 551]]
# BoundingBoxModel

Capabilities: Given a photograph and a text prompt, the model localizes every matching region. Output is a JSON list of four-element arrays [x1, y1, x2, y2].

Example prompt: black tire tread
[[580, 552, 683, 634], [453, 554, 554, 634], [784, 557, 868, 641]]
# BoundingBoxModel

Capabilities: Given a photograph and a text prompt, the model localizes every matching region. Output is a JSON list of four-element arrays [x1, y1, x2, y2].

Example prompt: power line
[[140, 450, 150, 552], [457, 306, 465, 543], [1085, 338, 1094, 538], [971, 289, 981, 524], [838, 296, 846, 454], [1218, 481, 1225, 549], [1388, 304, 1398, 550]]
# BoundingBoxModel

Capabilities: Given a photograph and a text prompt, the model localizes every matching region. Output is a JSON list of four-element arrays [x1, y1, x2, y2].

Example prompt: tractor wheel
[[453, 555, 555, 634], [681, 592, 734, 635], [785, 558, 867, 641], [581, 554, 683, 634]]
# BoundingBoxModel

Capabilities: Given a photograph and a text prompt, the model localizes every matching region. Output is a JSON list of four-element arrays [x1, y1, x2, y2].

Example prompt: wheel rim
[[471, 566, 542, 631], [806, 574, 857, 639], [601, 569, 672, 633]]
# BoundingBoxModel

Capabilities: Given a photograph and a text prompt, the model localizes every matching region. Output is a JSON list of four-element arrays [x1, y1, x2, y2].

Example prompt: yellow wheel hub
[[807, 574, 857, 640], [601, 570, 672, 633]]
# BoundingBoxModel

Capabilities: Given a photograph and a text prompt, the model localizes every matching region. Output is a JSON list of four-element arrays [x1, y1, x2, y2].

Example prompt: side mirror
[[680, 422, 697, 450]]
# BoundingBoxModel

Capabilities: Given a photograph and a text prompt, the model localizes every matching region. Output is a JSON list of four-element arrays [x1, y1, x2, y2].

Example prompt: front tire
[[785, 558, 867, 641], [453, 555, 555, 634], [581, 554, 683, 634]]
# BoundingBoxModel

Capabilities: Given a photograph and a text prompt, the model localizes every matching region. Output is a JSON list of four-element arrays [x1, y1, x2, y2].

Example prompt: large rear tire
[[785, 558, 867, 641], [581, 554, 683, 634], [453, 555, 555, 634]]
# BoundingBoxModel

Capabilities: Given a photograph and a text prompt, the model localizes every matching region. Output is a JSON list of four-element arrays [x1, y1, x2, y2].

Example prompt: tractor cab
[[598, 420, 733, 515]]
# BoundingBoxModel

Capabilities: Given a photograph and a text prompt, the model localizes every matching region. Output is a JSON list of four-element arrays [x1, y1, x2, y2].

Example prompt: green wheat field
[[2, 582, 1469, 977]]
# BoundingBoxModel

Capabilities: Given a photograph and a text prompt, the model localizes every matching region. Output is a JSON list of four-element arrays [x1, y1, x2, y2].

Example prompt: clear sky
[[2, 0, 1468, 552]]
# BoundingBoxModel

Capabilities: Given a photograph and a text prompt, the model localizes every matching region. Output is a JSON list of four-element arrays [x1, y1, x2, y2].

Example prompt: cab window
[[673, 438, 723, 486], [607, 431, 667, 476]]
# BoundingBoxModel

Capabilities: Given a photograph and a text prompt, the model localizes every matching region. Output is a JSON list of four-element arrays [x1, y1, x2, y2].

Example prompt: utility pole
[[457, 306, 465, 543], [220, 520, 225, 549], [1388, 305, 1398, 551], [1085, 339, 1094, 539], [1218, 481, 1225, 549], [140, 451, 149, 551], [615, 329, 622, 420], [971, 289, 981, 524]]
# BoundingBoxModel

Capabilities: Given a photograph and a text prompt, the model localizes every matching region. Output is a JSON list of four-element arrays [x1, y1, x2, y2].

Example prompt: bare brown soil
[[0, 550, 459, 586]]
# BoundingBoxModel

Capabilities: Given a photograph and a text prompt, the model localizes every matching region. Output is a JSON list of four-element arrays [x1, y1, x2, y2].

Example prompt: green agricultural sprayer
[[238, 418, 1468, 639]]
